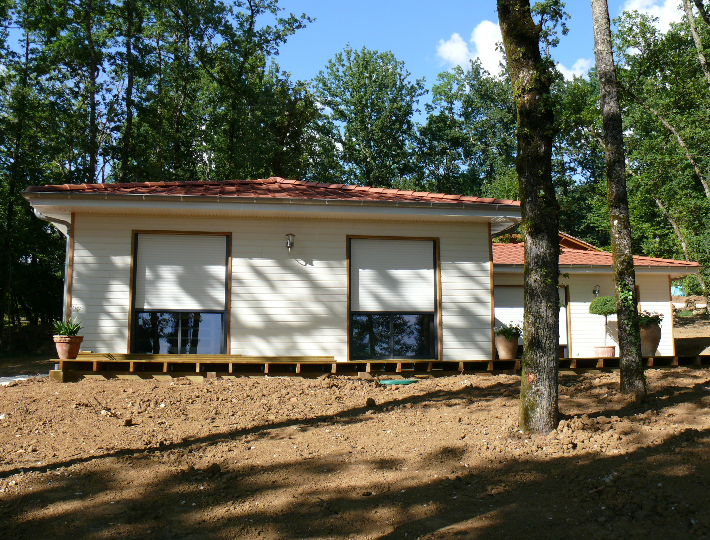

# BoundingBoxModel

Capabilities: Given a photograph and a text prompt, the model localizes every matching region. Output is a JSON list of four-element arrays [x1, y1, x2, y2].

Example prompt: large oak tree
[[497, 0, 560, 432]]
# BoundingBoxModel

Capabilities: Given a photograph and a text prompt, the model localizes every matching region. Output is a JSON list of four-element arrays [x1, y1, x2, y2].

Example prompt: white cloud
[[436, 20, 504, 76], [557, 58, 593, 80], [436, 33, 471, 66], [620, 0, 684, 33]]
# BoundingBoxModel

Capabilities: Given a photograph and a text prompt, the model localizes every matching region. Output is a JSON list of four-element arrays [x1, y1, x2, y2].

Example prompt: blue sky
[[272, 0, 685, 90]]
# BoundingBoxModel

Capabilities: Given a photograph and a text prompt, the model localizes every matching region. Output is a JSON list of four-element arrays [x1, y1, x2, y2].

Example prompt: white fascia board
[[24, 193, 521, 233], [494, 265, 699, 277]]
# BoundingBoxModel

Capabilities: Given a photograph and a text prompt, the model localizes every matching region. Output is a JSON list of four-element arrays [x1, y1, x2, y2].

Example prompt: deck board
[[48, 353, 710, 381]]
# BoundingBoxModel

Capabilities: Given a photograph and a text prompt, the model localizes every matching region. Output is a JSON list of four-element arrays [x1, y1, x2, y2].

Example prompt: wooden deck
[[48, 352, 710, 382]]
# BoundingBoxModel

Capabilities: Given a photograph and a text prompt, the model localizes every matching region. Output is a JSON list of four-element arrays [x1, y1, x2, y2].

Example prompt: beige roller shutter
[[134, 234, 228, 310], [493, 286, 524, 328], [350, 239, 435, 312]]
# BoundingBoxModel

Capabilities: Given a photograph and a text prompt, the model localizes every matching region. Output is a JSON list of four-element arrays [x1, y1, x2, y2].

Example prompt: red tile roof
[[24, 177, 521, 207], [493, 242, 700, 268], [558, 232, 601, 251]]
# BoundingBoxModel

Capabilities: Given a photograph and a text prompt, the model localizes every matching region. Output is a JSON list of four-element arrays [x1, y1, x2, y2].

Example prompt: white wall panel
[[70, 214, 494, 359]]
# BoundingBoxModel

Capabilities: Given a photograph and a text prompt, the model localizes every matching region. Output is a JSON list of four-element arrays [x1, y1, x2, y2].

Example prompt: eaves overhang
[[23, 191, 522, 234], [494, 264, 700, 277]]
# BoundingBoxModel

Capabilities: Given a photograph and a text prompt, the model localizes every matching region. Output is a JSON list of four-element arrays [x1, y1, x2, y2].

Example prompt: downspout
[[33, 209, 71, 322]]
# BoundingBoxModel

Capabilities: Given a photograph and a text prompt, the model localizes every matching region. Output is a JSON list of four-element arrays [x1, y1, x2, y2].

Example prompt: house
[[23, 178, 521, 363], [23, 178, 700, 364], [493, 237, 700, 357]]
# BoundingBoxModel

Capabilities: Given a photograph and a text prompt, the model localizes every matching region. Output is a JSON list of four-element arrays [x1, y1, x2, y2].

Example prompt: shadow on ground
[[2, 375, 709, 540]]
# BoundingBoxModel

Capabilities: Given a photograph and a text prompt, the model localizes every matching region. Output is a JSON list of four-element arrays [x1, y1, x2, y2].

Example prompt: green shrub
[[52, 318, 82, 336], [675, 310, 694, 318], [589, 296, 616, 316]]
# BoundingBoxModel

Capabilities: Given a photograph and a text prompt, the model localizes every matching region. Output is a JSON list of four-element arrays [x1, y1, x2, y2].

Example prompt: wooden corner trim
[[226, 232, 233, 355], [347, 235, 442, 361], [127, 232, 137, 353], [65, 212, 76, 321], [436, 238, 443, 362], [488, 223, 495, 361], [346, 237, 351, 361]]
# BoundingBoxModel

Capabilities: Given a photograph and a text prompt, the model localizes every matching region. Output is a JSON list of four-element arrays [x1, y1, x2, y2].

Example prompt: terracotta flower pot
[[640, 323, 662, 357], [495, 334, 519, 360], [53, 335, 84, 360], [594, 345, 616, 358]]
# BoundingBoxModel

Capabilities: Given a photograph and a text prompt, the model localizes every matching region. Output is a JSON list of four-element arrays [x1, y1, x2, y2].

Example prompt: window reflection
[[351, 313, 435, 359], [134, 312, 222, 354]]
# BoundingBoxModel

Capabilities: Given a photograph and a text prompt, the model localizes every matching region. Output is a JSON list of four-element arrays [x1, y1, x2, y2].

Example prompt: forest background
[[0, 0, 709, 347]]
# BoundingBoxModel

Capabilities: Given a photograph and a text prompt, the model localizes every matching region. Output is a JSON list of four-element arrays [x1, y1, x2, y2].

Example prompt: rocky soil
[[1, 368, 710, 540]]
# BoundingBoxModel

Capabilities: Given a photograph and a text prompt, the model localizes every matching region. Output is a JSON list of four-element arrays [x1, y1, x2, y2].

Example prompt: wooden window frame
[[129, 230, 232, 354], [346, 235, 442, 361]]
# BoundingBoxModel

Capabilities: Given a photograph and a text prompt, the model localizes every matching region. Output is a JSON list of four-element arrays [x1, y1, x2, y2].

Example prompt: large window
[[349, 238, 438, 360], [350, 313, 436, 359], [133, 312, 223, 354], [131, 233, 229, 354]]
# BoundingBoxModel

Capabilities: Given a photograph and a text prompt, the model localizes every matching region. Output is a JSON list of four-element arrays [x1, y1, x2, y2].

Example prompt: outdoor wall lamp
[[286, 233, 295, 252], [593, 285, 600, 297]]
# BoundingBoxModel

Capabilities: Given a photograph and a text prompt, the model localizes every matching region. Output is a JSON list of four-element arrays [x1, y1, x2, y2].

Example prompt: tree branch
[[683, 0, 710, 92], [693, 0, 710, 27], [620, 83, 710, 203]]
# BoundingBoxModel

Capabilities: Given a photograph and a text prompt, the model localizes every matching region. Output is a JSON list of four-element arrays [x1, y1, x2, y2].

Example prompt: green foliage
[[0, 0, 317, 334], [618, 287, 635, 309], [532, 0, 570, 54], [52, 317, 82, 336], [589, 296, 617, 316], [675, 309, 694, 318], [3, 0, 710, 335], [676, 274, 708, 296], [494, 322, 523, 339], [313, 45, 426, 187], [415, 61, 517, 198]]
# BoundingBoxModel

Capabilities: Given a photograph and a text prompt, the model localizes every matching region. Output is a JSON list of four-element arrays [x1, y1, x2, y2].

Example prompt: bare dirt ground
[[1, 313, 709, 540], [1, 368, 710, 540]]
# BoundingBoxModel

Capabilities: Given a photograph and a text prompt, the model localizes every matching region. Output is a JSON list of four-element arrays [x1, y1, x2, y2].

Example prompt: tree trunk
[[497, 0, 560, 432], [86, 0, 98, 183], [591, 0, 646, 398], [694, 0, 710, 27], [121, 0, 135, 182], [683, 0, 710, 92]]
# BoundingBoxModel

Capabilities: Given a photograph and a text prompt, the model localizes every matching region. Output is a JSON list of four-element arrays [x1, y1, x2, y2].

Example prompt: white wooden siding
[[493, 285, 568, 345], [494, 272, 673, 357], [70, 215, 493, 359], [636, 274, 674, 356], [567, 273, 673, 357]]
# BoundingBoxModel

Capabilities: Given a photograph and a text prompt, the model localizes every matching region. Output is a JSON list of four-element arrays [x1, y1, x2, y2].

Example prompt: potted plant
[[589, 296, 617, 357], [639, 310, 663, 356], [494, 323, 522, 360], [52, 318, 83, 360]]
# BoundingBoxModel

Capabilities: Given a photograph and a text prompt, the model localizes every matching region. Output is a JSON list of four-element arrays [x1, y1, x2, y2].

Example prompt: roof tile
[[23, 177, 522, 208], [493, 243, 700, 268]]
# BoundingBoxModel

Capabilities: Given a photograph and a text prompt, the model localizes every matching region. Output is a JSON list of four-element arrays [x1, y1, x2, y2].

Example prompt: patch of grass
[[676, 310, 695, 317]]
